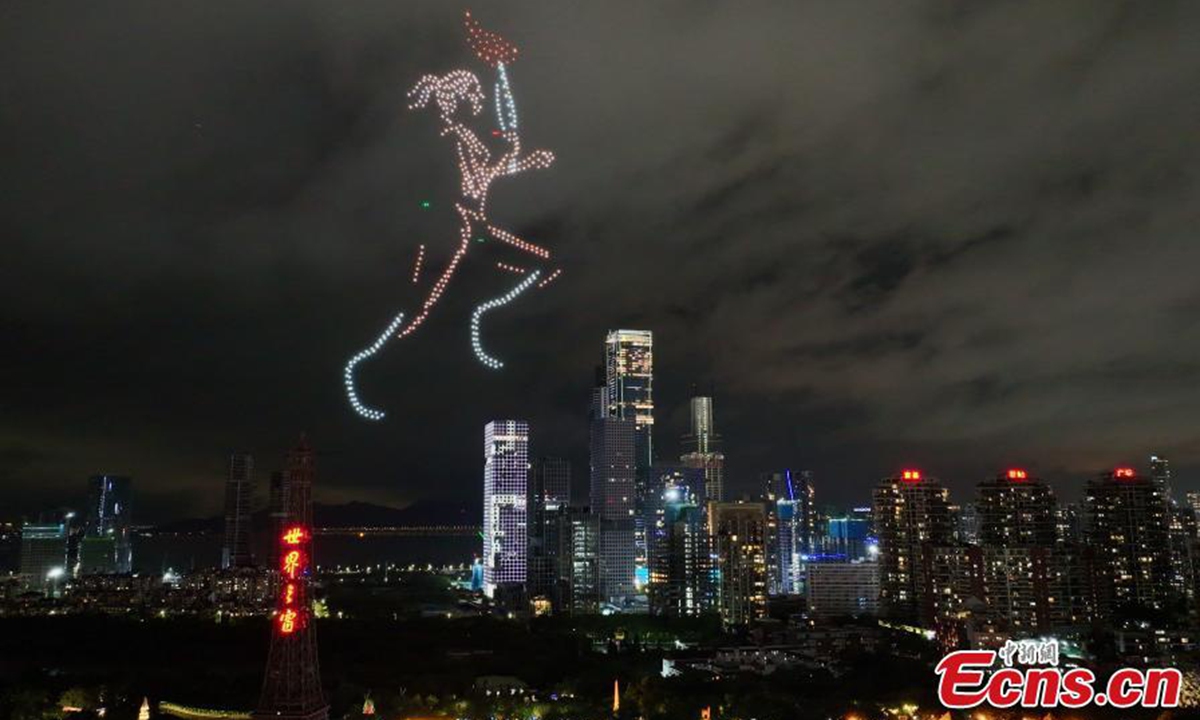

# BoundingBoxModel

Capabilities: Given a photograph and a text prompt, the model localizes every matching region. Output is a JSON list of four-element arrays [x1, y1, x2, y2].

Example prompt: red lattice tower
[[254, 436, 328, 720]]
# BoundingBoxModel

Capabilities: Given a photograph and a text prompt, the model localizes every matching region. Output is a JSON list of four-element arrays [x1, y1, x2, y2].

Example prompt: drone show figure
[[343, 12, 558, 421]]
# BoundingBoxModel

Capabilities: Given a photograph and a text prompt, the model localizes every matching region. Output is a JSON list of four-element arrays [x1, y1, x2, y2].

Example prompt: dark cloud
[[3, 0, 1200, 520]]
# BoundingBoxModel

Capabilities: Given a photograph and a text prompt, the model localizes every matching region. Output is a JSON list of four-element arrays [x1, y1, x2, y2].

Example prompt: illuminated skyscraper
[[528, 456, 571, 601], [605, 330, 654, 468], [761, 470, 814, 595], [973, 469, 1074, 632], [483, 420, 529, 598], [1085, 466, 1172, 614], [79, 475, 132, 574], [872, 469, 952, 625], [977, 469, 1056, 547], [222, 451, 255, 569], [1150, 454, 1173, 501], [605, 330, 654, 587], [709, 502, 768, 625], [19, 519, 68, 593], [590, 396, 636, 603], [647, 465, 713, 616], [680, 393, 725, 503], [822, 511, 872, 560], [553, 507, 601, 615]]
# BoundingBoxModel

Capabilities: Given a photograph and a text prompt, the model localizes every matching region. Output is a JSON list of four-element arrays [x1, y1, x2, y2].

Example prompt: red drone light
[[900, 469, 922, 482], [1114, 467, 1136, 479], [463, 10, 519, 67], [1006, 468, 1028, 480]]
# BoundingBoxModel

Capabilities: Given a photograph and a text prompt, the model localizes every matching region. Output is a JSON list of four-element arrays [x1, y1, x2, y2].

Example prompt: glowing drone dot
[[421, 200, 431, 209]]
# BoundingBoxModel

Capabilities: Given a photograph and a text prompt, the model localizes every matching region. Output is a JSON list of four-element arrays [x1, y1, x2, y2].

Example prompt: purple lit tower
[[483, 420, 530, 598]]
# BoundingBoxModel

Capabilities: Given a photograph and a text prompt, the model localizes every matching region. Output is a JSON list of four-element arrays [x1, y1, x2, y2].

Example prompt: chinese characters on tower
[[276, 525, 310, 636]]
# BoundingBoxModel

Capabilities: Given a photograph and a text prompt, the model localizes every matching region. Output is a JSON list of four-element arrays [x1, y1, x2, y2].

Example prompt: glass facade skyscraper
[[761, 470, 814, 595], [680, 393, 725, 503], [604, 330, 654, 469], [605, 330, 654, 592], [222, 451, 255, 569], [648, 465, 713, 616], [528, 456, 571, 600], [20, 520, 69, 593], [483, 420, 529, 598], [590, 407, 637, 604], [80, 474, 132, 574]]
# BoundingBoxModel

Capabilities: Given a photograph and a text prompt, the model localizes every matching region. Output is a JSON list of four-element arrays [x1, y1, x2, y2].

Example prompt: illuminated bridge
[[313, 525, 481, 537]]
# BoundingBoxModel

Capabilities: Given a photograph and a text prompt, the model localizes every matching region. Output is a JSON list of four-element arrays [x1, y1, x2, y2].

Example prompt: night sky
[[3, 1, 1200, 521]]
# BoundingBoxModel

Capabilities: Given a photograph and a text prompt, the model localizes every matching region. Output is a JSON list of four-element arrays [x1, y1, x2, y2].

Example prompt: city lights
[[1114, 466, 1137, 478], [900, 469, 922, 482], [342, 10, 558, 420], [1006, 468, 1029, 480]]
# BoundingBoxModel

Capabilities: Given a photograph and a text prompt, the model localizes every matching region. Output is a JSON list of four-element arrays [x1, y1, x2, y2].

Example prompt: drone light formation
[[342, 9, 559, 420], [344, 311, 406, 420], [411, 244, 425, 284], [471, 270, 542, 369]]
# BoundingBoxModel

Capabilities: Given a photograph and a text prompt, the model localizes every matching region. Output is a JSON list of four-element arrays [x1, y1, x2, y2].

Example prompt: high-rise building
[[604, 330, 654, 469], [955, 504, 980, 545], [483, 421, 529, 599], [268, 470, 288, 567], [873, 469, 952, 626], [528, 456, 571, 601], [1167, 505, 1198, 608], [79, 475, 132, 574], [590, 378, 637, 604], [807, 561, 880, 617], [553, 507, 601, 615], [1055, 502, 1083, 545], [977, 469, 1057, 547], [222, 451, 255, 569], [605, 330, 654, 586], [761, 470, 814, 595], [974, 469, 1063, 633], [709, 502, 768, 626], [822, 512, 872, 560], [20, 519, 69, 593], [1188, 491, 1200, 520], [773, 499, 803, 595], [647, 466, 713, 617], [1150, 454, 1173, 501], [680, 393, 725, 503], [1085, 467, 1172, 614]]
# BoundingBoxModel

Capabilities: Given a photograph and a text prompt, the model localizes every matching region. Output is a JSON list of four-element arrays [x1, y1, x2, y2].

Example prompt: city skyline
[[5, 4, 1200, 717], [4, 2, 1200, 523]]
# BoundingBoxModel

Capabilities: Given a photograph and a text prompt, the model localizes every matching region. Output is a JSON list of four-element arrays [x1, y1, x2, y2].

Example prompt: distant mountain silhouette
[[151, 499, 481, 533]]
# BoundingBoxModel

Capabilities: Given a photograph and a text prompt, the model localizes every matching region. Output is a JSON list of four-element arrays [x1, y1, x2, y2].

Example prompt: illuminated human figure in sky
[[344, 11, 559, 421]]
